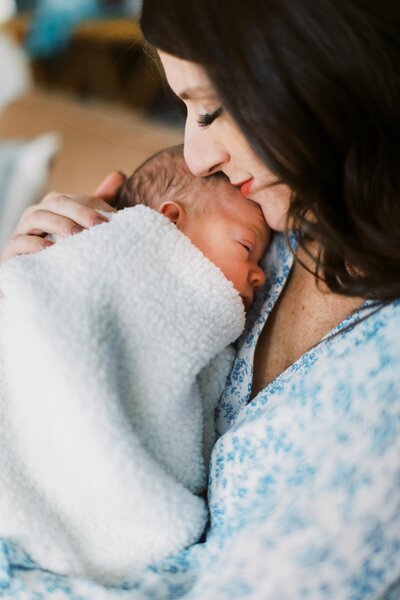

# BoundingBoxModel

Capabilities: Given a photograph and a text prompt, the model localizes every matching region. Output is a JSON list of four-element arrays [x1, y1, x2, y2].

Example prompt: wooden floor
[[0, 88, 183, 195]]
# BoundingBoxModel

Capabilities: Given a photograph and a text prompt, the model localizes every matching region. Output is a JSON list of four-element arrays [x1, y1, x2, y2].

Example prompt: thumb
[[95, 171, 126, 204]]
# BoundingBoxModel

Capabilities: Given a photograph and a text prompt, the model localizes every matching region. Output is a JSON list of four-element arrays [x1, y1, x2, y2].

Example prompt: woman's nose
[[249, 265, 266, 289], [183, 121, 229, 177]]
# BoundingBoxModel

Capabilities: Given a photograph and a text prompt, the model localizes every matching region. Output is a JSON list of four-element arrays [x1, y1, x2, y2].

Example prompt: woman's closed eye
[[197, 106, 223, 128]]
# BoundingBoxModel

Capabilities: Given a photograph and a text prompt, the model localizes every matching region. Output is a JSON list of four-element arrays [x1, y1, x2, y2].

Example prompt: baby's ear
[[159, 201, 187, 227]]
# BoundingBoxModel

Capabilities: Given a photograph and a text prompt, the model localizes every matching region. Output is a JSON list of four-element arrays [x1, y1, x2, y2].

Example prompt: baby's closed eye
[[239, 241, 252, 253]]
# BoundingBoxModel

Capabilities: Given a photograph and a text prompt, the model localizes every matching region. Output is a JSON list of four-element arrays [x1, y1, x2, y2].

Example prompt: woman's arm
[[1, 172, 125, 263]]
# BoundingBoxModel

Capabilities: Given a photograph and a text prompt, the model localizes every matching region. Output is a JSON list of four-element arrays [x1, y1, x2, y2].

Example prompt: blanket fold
[[0, 206, 244, 584]]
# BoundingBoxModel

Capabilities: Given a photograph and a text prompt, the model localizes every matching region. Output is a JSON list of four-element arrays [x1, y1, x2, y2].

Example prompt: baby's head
[[117, 145, 270, 309]]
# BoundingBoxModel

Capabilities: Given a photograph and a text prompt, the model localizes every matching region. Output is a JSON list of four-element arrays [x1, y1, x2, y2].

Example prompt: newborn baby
[[0, 146, 270, 586], [117, 145, 270, 310]]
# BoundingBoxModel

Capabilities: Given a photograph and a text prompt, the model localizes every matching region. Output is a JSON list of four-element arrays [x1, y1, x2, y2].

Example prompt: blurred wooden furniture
[[2, 14, 141, 43], [1, 15, 163, 110], [0, 89, 183, 194]]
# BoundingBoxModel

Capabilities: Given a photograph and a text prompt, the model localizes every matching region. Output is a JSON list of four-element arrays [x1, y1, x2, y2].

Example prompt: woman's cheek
[[253, 185, 291, 232]]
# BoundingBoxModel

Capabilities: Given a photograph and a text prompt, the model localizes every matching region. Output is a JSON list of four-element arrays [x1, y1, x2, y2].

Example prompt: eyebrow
[[248, 223, 269, 249], [179, 86, 217, 100], [250, 225, 264, 244], [240, 224, 262, 245]]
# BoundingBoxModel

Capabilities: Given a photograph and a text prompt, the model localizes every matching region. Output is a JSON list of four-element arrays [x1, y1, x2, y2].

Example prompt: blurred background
[[0, 0, 184, 249]]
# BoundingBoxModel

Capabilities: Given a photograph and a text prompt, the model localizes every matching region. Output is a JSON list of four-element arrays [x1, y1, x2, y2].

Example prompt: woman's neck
[[290, 245, 364, 326], [251, 245, 364, 396]]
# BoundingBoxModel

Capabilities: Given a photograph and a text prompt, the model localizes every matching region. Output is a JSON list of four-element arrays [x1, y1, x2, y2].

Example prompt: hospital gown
[[1, 232, 399, 599]]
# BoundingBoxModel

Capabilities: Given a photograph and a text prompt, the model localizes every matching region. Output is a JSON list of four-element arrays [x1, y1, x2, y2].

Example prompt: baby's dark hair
[[117, 144, 218, 214]]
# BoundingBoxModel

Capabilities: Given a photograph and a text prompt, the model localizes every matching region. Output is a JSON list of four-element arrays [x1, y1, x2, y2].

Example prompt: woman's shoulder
[[308, 299, 400, 423], [335, 299, 400, 364]]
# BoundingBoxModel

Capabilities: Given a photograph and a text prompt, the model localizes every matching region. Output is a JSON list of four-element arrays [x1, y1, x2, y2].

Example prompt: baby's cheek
[[223, 264, 247, 295]]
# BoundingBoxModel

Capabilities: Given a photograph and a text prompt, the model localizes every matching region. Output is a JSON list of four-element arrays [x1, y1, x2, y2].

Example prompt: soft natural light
[[0, 0, 16, 23]]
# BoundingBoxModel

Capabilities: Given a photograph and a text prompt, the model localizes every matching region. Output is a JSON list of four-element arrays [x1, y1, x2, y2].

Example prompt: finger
[[39, 193, 117, 213], [37, 193, 111, 230], [95, 171, 126, 206], [17, 209, 95, 238], [68, 195, 117, 213], [1, 234, 54, 264]]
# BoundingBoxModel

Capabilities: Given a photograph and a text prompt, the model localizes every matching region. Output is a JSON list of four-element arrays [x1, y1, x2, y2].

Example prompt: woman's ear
[[159, 201, 187, 228]]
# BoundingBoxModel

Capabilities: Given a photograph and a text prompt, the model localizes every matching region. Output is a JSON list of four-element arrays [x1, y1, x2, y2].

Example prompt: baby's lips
[[240, 295, 252, 311]]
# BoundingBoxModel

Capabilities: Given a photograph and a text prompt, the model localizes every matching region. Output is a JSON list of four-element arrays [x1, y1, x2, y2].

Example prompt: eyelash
[[240, 242, 251, 253], [197, 106, 223, 128]]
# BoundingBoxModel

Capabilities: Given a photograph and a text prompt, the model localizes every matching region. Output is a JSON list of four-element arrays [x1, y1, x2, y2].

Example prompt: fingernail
[[71, 225, 84, 235], [43, 240, 54, 247], [93, 215, 109, 225]]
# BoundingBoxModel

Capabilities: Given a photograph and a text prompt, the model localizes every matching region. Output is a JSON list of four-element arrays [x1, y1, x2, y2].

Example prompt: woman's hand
[[1, 172, 125, 264]]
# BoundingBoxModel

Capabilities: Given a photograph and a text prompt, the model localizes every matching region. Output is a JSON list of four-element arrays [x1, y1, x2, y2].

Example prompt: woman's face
[[159, 51, 291, 232]]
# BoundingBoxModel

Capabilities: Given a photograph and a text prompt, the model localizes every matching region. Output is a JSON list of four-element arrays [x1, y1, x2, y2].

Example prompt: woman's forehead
[[158, 51, 217, 100]]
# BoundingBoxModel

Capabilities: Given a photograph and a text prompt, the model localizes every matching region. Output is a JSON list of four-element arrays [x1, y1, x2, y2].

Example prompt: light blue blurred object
[[0, 133, 61, 249], [124, 0, 142, 16], [26, 0, 100, 58]]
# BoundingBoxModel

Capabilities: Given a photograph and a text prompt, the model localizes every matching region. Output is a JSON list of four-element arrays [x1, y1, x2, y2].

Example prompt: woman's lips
[[238, 178, 254, 198]]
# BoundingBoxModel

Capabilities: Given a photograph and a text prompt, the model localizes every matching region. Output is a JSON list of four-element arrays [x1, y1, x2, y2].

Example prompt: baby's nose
[[249, 265, 266, 289]]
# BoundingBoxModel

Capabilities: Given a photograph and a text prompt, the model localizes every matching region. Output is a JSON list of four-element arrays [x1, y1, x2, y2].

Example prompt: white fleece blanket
[[0, 205, 245, 585]]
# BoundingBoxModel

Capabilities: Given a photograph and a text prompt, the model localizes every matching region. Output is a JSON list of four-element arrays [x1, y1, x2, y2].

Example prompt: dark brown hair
[[141, 0, 400, 301], [117, 144, 227, 214], [117, 145, 191, 210]]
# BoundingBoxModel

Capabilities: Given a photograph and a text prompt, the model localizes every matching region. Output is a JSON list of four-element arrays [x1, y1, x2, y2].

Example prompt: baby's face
[[182, 183, 270, 309]]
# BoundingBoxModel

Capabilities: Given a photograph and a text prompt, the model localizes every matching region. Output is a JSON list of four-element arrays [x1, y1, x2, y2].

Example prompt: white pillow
[[0, 132, 61, 250]]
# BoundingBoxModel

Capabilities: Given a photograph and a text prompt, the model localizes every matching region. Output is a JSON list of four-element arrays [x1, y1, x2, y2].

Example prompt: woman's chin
[[257, 208, 287, 233], [250, 188, 290, 232]]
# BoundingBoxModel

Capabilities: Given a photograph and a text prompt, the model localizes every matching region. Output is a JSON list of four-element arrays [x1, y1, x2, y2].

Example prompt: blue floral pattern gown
[[1, 233, 399, 599]]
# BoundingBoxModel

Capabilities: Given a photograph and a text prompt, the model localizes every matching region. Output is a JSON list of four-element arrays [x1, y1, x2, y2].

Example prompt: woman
[[1, 1, 399, 598]]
